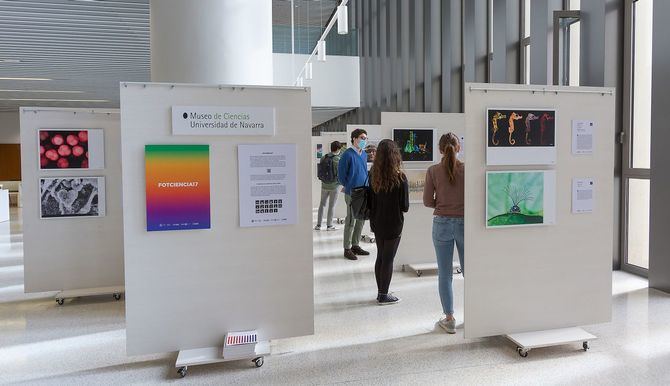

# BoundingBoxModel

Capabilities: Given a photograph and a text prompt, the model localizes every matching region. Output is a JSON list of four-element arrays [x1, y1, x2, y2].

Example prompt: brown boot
[[344, 249, 358, 260], [351, 245, 370, 256]]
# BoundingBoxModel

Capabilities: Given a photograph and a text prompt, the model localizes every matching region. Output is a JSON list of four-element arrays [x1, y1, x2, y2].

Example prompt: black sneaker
[[344, 249, 358, 260], [377, 293, 400, 305], [351, 245, 370, 255]]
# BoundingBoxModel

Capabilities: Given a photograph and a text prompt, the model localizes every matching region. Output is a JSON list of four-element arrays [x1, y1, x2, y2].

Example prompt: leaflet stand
[[175, 341, 270, 378], [55, 285, 124, 305], [506, 327, 596, 357]]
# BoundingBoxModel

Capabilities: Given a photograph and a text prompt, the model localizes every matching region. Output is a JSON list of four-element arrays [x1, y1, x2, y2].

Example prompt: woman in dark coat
[[369, 139, 409, 305]]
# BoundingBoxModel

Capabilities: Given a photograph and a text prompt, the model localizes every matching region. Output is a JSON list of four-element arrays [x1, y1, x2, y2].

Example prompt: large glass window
[[272, 0, 358, 56], [622, 0, 653, 275], [521, 0, 531, 84], [632, 0, 653, 169], [627, 179, 650, 269]]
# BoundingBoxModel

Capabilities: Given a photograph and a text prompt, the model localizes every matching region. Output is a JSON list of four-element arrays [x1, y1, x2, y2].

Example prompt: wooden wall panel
[[0, 144, 21, 181]]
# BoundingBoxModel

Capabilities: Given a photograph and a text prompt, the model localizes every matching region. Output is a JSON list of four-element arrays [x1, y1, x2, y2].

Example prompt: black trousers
[[375, 237, 401, 295]]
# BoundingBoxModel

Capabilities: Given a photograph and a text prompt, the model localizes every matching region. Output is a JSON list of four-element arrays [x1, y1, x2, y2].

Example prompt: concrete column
[[150, 0, 273, 85]]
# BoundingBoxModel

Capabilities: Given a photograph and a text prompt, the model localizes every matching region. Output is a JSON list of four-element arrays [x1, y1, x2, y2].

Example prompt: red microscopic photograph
[[39, 130, 90, 169]]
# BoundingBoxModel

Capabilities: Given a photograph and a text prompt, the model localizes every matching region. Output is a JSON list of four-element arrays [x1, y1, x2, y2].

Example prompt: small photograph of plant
[[487, 171, 544, 227]]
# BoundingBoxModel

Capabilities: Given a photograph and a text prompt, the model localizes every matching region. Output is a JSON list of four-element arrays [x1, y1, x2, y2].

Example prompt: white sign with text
[[172, 106, 275, 136], [238, 144, 297, 227]]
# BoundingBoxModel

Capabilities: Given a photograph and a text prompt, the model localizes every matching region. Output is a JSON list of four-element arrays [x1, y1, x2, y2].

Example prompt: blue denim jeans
[[432, 216, 464, 315]]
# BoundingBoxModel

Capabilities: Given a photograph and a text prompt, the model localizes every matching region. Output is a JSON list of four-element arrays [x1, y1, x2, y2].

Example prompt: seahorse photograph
[[486, 171, 544, 227], [487, 109, 555, 148], [393, 128, 434, 162]]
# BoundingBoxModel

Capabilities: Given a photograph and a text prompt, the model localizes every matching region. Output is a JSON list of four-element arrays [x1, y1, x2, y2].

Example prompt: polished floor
[[1, 207, 669, 385]]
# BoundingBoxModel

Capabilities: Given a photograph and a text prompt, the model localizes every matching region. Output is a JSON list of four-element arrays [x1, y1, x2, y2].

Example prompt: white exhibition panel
[[464, 83, 614, 339], [120, 83, 314, 356], [19, 107, 124, 293], [379, 113, 466, 266], [0, 189, 8, 223]]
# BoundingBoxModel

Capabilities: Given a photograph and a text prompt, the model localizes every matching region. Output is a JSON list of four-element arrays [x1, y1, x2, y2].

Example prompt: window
[[622, 0, 653, 275], [521, 0, 531, 84]]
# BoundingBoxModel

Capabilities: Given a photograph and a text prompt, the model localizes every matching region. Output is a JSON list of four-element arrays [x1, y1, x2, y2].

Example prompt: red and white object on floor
[[223, 330, 258, 359]]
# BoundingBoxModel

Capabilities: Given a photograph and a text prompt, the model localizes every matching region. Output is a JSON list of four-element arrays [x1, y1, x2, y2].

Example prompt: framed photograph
[[486, 108, 556, 165], [39, 177, 106, 219], [38, 129, 105, 170], [393, 128, 435, 162], [486, 170, 556, 228], [404, 168, 427, 204]]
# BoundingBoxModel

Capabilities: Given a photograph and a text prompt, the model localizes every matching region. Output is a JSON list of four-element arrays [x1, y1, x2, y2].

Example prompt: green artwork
[[487, 171, 544, 227]]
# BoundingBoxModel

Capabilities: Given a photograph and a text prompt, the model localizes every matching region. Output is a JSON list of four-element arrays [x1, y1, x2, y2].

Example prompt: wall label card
[[145, 145, 211, 232], [486, 170, 556, 228], [172, 106, 275, 136], [39, 177, 106, 219], [572, 178, 595, 214], [486, 108, 556, 166], [238, 144, 297, 227], [38, 129, 105, 170], [572, 120, 595, 155]]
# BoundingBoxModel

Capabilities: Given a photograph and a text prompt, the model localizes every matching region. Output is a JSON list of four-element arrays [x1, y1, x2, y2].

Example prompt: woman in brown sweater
[[423, 133, 464, 334]]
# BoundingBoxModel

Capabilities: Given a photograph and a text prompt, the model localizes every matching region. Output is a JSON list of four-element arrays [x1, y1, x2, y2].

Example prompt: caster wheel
[[417, 271, 423, 277], [113, 293, 121, 301], [583, 341, 589, 351], [177, 366, 187, 378], [369, 238, 375, 243], [456, 268, 462, 274], [517, 347, 528, 357], [56, 298, 64, 305], [253, 357, 264, 368]]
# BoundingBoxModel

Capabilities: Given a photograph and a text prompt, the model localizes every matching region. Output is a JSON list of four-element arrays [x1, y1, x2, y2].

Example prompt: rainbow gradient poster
[[145, 145, 211, 232]]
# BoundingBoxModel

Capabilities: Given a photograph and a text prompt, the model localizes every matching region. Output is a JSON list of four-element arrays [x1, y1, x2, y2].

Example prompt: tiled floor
[[1, 207, 669, 385]]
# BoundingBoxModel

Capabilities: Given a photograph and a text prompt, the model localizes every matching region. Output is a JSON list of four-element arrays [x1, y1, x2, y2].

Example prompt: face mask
[[358, 139, 367, 149]]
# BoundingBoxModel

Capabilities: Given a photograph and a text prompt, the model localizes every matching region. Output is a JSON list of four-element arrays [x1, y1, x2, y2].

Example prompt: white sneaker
[[438, 317, 456, 334], [326, 225, 338, 231]]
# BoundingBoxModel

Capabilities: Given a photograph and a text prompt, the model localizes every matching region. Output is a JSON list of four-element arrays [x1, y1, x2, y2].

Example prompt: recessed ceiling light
[[0, 77, 52, 81], [0, 98, 108, 102], [0, 89, 84, 94]]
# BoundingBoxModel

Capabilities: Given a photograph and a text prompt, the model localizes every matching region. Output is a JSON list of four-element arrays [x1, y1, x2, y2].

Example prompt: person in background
[[369, 139, 409, 305], [423, 132, 465, 334], [365, 143, 377, 163], [338, 129, 370, 260], [315, 141, 342, 231]]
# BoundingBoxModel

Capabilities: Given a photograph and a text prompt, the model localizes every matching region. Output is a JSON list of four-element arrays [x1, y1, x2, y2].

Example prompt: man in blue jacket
[[338, 128, 370, 260]]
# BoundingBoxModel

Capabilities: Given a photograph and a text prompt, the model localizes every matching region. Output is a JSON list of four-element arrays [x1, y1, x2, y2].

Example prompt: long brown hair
[[439, 133, 461, 183], [370, 139, 404, 193]]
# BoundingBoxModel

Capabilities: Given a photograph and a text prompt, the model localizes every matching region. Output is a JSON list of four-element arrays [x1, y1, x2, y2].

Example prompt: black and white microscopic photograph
[[39, 177, 105, 219]]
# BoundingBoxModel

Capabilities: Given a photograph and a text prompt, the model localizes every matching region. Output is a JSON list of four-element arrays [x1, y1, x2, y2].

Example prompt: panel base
[[174, 341, 270, 377], [506, 327, 596, 357], [54, 285, 124, 305]]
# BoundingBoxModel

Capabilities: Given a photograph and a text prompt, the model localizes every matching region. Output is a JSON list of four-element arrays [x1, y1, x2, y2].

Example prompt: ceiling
[[0, 0, 340, 118]]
